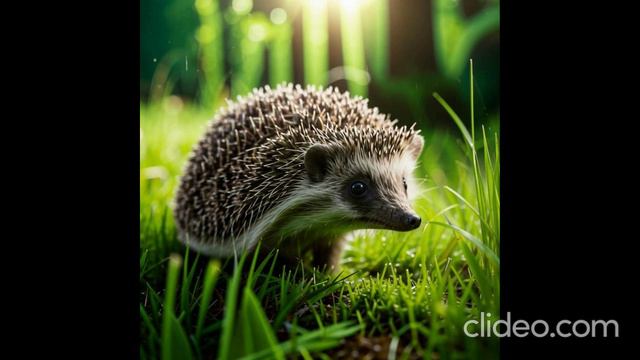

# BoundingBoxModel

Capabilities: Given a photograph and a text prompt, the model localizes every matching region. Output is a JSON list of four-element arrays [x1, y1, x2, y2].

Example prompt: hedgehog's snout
[[405, 213, 422, 230], [364, 199, 422, 232], [390, 209, 421, 231]]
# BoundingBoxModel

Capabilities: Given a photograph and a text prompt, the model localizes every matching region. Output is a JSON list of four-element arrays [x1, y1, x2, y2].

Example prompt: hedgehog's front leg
[[311, 236, 346, 272]]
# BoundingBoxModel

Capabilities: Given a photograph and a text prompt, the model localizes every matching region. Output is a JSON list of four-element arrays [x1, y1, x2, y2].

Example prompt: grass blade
[[161, 254, 194, 360], [428, 221, 499, 265], [195, 259, 221, 341], [230, 288, 284, 360], [433, 92, 473, 149], [218, 252, 248, 360]]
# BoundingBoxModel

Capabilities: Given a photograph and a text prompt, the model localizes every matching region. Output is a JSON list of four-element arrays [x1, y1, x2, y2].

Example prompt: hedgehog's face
[[304, 134, 424, 232]]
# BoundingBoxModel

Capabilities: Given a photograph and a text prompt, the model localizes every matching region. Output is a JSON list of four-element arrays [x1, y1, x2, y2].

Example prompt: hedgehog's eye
[[350, 181, 367, 196], [403, 177, 407, 192]]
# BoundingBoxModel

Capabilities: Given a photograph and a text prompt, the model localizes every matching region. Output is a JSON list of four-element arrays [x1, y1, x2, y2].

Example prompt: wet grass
[[140, 85, 500, 359]]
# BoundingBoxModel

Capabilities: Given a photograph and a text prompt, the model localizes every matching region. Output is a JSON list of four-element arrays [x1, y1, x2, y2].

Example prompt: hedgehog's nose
[[406, 214, 421, 229]]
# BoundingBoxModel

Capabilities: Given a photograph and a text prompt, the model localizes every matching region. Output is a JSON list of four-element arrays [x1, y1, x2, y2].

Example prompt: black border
[[501, 1, 634, 357]]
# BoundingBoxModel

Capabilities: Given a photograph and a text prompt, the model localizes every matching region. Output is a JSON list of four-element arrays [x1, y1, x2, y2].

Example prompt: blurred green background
[[140, 0, 499, 130]]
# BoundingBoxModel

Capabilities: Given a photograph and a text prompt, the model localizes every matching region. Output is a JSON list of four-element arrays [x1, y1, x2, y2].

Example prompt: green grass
[[140, 81, 500, 359]]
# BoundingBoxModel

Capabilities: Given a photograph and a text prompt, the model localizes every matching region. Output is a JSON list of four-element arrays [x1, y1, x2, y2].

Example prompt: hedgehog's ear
[[305, 144, 333, 182], [408, 134, 424, 160]]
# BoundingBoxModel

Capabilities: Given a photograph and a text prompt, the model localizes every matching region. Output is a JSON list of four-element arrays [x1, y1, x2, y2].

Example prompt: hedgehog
[[174, 84, 424, 270]]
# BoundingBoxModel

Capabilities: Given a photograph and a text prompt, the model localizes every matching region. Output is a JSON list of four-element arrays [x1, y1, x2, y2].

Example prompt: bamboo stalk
[[340, 0, 367, 96], [195, 0, 225, 109], [303, 0, 328, 87], [269, 8, 293, 86], [370, 0, 389, 81]]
